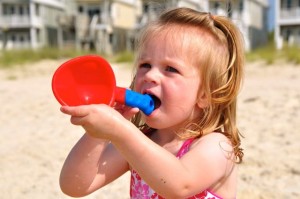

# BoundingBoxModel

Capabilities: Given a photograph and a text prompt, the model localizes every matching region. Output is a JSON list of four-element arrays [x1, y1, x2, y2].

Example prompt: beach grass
[[246, 43, 300, 65], [112, 51, 134, 63], [0, 43, 299, 69], [0, 48, 99, 69], [0, 48, 135, 69]]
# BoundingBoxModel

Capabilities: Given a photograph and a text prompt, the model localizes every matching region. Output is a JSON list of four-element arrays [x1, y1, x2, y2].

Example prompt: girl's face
[[134, 26, 204, 131]]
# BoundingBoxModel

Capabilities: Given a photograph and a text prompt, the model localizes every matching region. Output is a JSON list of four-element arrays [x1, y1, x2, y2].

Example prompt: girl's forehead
[[151, 25, 201, 43], [141, 25, 206, 60]]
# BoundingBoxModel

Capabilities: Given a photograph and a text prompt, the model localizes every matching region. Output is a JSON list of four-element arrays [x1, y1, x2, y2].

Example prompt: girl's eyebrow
[[164, 57, 186, 68], [138, 54, 151, 60]]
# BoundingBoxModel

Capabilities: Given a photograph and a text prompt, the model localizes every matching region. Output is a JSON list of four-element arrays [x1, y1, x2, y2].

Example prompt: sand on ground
[[0, 59, 299, 199]]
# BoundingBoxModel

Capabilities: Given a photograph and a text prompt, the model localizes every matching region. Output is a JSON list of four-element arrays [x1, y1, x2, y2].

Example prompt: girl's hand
[[60, 104, 137, 140], [113, 102, 139, 120]]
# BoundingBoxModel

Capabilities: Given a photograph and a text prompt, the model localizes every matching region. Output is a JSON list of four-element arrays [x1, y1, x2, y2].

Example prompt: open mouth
[[148, 94, 161, 110]]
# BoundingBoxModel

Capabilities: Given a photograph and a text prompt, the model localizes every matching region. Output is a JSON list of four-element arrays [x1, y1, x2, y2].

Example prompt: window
[[239, 0, 244, 12], [109, 33, 113, 44], [35, 3, 40, 16], [143, 4, 149, 13], [20, 35, 24, 42], [78, 5, 84, 13], [287, 0, 292, 9], [19, 6, 24, 15], [2, 4, 8, 15], [88, 8, 100, 19], [285, 29, 291, 41], [37, 29, 40, 42], [214, 2, 220, 10], [11, 34, 16, 42], [10, 5, 15, 14], [227, 2, 232, 18]]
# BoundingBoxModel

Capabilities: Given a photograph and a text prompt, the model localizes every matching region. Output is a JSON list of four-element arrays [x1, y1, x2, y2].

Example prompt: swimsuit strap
[[176, 138, 195, 158], [130, 137, 225, 199]]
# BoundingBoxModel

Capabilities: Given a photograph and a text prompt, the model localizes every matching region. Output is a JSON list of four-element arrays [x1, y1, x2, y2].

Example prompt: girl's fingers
[[123, 107, 139, 120], [70, 116, 85, 126], [61, 106, 92, 126], [60, 106, 89, 117], [113, 102, 139, 120]]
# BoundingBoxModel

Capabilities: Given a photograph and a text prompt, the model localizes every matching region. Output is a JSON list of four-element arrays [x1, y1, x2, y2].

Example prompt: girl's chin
[[142, 107, 159, 118], [143, 112, 166, 128]]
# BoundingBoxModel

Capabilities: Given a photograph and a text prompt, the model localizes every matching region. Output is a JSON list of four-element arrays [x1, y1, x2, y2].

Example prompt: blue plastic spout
[[124, 90, 154, 115]]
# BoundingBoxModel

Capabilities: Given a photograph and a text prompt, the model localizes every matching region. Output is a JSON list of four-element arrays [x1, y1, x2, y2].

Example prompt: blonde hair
[[131, 8, 244, 163]]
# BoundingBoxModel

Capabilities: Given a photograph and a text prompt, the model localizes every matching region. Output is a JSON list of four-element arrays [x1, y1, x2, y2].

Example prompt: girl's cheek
[[133, 79, 140, 92], [134, 75, 143, 91]]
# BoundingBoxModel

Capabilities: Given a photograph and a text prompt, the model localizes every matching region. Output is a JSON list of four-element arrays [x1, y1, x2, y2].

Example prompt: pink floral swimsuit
[[130, 138, 223, 199]]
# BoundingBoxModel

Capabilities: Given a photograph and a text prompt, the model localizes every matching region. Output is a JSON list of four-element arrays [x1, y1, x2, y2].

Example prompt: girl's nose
[[143, 68, 160, 84]]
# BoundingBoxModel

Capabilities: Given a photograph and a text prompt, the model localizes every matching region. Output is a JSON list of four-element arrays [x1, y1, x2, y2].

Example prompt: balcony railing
[[0, 15, 43, 29], [280, 7, 300, 19]]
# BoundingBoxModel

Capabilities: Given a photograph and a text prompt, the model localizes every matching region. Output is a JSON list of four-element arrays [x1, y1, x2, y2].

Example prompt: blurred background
[[0, 0, 299, 65], [0, 0, 299, 199]]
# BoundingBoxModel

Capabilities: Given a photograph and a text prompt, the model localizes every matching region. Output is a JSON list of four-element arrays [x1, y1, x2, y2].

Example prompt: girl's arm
[[59, 103, 137, 197], [59, 133, 129, 197], [61, 105, 234, 198], [113, 122, 233, 198]]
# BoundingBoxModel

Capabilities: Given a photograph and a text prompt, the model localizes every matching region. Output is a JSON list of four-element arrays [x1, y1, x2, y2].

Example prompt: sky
[[268, 0, 275, 32]]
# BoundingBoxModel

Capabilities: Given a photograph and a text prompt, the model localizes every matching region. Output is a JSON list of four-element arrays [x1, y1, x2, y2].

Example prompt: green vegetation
[[0, 48, 100, 69], [284, 45, 300, 64], [0, 48, 136, 69], [112, 51, 135, 63], [246, 43, 276, 64], [246, 43, 300, 65], [246, 32, 300, 65], [1, 42, 299, 69]]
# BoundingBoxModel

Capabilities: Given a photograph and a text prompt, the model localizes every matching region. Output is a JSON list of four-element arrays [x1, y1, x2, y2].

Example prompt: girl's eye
[[139, 63, 151, 68], [166, 66, 179, 73]]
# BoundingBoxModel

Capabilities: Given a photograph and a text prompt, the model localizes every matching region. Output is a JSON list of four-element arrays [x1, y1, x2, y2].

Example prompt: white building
[[73, 0, 138, 54], [275, 0, 300, 49], [0, 0, 269, 53], [0, 0, 66, 50], [135, 0, 207, 29], [134, 0, 269, 52], [207, 0, 269, 51]]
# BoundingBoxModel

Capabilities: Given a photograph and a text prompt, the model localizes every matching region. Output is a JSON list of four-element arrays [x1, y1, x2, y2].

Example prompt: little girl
[[59, 7, 244, 199]]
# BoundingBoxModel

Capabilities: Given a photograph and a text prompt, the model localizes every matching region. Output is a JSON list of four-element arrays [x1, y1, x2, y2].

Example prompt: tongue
[[150, 95, 161, 109]]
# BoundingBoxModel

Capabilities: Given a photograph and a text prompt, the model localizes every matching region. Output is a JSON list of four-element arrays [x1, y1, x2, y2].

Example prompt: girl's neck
[[150, 129, 184, 154], [153, 129, 177, 141]]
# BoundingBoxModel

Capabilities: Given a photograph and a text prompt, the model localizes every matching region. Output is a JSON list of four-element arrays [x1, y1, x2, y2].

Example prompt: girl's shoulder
[[190, 132, 235, 165], [180, 133, 237, 197], [192, 132, 232, 149]]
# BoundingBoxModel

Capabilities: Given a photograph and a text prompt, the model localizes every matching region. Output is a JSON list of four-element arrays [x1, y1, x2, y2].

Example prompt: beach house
[[0, 0, 269, 53], [208, 0, 269, 51], [72, 0, 137, 54], [274, 0, 300, 49], [0, 0, 66, 50], [134, 0, 269, 52]]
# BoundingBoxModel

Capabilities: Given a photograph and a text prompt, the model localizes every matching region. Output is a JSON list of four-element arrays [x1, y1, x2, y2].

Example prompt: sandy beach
[[0, 59, 299, 199]]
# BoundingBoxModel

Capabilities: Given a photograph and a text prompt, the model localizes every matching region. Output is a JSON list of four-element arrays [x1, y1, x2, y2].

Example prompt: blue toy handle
[[125, 89, 154, 115]]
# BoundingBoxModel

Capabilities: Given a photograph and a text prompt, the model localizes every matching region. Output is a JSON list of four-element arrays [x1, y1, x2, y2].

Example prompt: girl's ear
[[197, 91, 208, 109]]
